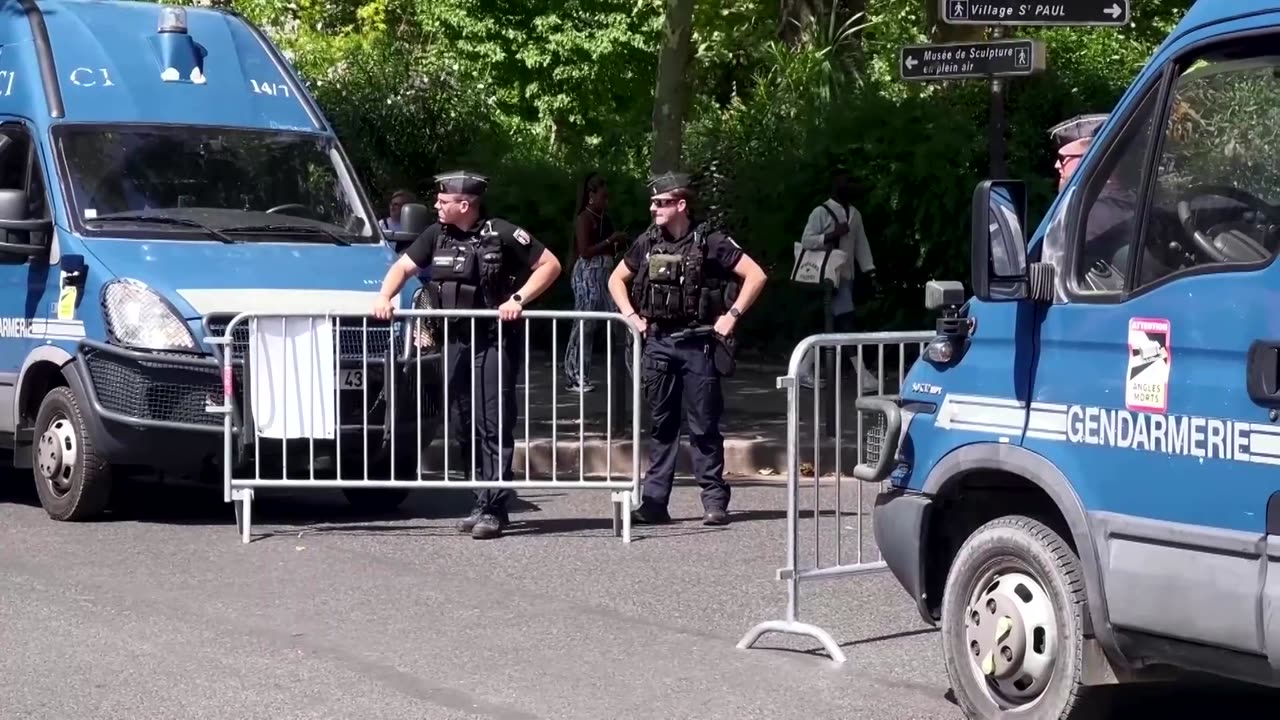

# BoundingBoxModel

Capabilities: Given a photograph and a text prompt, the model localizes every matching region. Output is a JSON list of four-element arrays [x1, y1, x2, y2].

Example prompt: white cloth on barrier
[[248, 316, 337, 440]]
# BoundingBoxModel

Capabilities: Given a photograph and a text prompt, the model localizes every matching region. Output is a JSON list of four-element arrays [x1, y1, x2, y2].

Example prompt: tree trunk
[[650, 0, 695, 174], [779, 0, 822, 45]]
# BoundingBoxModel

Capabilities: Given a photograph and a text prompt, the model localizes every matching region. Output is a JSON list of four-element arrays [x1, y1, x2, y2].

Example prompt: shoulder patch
[[514, 228, 531, 246]]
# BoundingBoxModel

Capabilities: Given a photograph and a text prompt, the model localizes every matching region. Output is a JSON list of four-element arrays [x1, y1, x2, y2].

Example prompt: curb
[[414, 436, 863, 479]]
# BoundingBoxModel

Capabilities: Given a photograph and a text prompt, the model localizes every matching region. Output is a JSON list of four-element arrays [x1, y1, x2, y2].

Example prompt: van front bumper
[[73, 338, 440, 475], [873, 487, 935, 625]]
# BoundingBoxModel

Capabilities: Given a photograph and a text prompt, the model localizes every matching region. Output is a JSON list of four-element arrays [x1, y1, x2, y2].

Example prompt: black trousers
[[443, 321, 523, 516], [639, 330, 730, 512]]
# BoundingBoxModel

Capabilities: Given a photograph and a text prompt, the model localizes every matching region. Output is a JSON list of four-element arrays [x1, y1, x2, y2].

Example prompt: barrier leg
[[737, 566, 848, 663], [612, 490, 633, 544], [233, 487, 254, 544], [736, 620, 848, 664]]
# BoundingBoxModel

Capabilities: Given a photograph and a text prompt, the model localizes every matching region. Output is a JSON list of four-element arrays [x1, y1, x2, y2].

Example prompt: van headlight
[[101, 279, 197, 351]]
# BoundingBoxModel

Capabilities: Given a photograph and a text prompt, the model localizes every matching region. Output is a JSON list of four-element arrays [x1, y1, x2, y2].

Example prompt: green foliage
[[162, 0, 1198, 356]]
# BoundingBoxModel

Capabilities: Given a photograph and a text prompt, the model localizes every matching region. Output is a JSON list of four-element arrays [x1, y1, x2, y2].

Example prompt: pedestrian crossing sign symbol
[[1126, 317, 1170, 412], [951, 0, 968, 19]]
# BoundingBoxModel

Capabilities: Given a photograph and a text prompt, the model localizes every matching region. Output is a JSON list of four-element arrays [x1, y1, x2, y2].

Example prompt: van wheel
[[341, 488, 409, 513], [32, 386, 113, 521], [941, 515, 1109, 720]]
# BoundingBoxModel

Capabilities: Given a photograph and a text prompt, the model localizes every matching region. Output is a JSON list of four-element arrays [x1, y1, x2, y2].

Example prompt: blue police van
[[0, 0, 438, 521], [858, 0, 1280, 716]]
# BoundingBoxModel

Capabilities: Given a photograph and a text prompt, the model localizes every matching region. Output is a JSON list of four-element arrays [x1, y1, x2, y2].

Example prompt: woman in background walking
[[564, 171, 627, 392]]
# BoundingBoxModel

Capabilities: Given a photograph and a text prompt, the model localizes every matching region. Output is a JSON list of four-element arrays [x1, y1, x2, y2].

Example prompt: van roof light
[[158, 6, 188, 33]]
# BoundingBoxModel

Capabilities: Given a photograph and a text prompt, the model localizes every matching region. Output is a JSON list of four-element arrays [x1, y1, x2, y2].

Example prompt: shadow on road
[[0, 473, 786, 541]]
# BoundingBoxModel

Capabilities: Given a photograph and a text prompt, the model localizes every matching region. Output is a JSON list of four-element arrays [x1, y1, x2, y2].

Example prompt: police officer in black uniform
[[373, 170, 562, 539], [608, 171, 767, 526]]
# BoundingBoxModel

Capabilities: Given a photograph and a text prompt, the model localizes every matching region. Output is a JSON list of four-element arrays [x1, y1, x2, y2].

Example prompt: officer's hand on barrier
[[372, 296, 394, 321], [713, 313, 736, 338], [498, 298, 524, 321], [626, 311, 647, 336]]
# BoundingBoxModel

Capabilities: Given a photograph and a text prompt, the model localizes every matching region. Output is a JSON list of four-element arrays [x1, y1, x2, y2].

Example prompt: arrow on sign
[[906, 56, 918, 69], [1104, 3, 1122, 18]]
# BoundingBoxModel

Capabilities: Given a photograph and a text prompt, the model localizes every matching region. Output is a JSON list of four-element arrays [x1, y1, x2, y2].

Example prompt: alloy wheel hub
[[37, 418, 78, 493], [964, 570, 1058, 705]]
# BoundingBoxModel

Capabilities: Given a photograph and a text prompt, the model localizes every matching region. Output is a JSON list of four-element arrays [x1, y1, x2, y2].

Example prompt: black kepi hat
[[647, 171, 692, 196], [434, 170, 489, 195], [1048, 114, 1108, 147]]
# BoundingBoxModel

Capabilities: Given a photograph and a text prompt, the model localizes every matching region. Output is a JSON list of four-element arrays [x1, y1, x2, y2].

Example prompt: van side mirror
[[0, 188, 50, 257], [399, 202, 430, 235], [971, 180, 1029, 301], [384, 202, 432, 253]]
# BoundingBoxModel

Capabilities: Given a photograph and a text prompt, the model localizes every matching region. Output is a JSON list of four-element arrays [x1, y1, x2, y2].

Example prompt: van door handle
[[1247, 340, 1280, 406]]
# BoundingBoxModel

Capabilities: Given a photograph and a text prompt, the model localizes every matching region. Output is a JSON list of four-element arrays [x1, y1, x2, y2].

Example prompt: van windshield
[[52, 124, 378, 242]]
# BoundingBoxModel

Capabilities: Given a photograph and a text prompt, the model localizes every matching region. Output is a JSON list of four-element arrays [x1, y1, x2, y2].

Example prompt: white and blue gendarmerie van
[[0, 0, 439, 521], [858, 0, 1280, 716]]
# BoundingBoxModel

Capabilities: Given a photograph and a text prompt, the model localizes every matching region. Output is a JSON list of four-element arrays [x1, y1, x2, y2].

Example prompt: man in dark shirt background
[[373, 171, 561, 539], [608, 171, 766, 527]]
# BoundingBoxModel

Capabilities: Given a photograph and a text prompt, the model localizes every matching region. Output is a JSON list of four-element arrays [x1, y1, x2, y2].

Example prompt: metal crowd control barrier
[[204, 308, 644, 544], [736, 330, 934, 663]]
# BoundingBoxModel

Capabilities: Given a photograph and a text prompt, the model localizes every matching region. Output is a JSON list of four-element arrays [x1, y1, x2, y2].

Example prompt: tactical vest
[[631, 223, 740, 326], [425, 221, 511, 310]]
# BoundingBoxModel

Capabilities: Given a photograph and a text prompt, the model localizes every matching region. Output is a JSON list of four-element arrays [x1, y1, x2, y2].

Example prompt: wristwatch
[[729, 307, 741, 318], [511, 293, 524, 306]]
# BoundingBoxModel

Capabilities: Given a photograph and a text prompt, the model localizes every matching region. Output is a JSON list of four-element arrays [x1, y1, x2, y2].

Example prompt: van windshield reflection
[[54, 124, 375, 242]]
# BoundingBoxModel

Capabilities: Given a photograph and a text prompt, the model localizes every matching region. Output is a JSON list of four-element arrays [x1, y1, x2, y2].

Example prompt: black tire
[[941, 515, 1111, 720], [32, 386, 113, 521], [341, 487, 409, 513]]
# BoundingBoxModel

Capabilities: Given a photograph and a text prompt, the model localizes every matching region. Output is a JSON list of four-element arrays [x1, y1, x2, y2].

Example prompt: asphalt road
[[0, 476, 1275, 719]]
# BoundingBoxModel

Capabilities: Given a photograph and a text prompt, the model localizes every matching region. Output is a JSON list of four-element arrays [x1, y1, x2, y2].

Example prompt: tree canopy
[[176, 0, 1196, 355]]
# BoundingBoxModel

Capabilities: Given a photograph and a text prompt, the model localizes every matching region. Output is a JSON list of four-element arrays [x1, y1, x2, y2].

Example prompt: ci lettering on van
[[1126, 317, 1170, 413], [70, 67, 115, 88]]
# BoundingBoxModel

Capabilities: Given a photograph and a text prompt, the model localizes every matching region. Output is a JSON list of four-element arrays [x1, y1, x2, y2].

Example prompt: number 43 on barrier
[[340, 368, 364, 390]]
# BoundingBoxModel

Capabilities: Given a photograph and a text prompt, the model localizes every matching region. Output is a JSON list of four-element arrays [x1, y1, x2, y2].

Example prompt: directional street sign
[[942, 0, 1129, 26], [899, 39, 1046, 81]]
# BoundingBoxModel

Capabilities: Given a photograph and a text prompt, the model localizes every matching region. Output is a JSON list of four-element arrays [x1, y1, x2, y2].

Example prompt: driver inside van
[[1050, 113, 1141, 289]]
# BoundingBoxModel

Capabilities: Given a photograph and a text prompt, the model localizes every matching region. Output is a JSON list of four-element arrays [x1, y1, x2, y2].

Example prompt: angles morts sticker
[[1126, 317, 1170, 413]]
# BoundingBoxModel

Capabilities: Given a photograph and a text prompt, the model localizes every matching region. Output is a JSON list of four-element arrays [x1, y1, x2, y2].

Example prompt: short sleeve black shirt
[[622, 223, 743, 279], [405, 217, 546, 282]]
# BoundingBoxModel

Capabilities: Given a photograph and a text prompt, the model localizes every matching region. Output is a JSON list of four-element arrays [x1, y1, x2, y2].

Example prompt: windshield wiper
[[86, 215, 237, 243], [223, 223, 351, 246]]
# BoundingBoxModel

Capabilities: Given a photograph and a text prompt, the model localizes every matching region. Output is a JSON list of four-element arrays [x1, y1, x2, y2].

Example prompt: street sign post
[[899, 38, 1046, 81], [941, 0, 1129, 26]]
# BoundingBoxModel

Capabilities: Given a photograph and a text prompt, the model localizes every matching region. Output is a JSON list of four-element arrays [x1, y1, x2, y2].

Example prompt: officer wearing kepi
[[608, 171, 767, 526], [373, 170, 562, 539]]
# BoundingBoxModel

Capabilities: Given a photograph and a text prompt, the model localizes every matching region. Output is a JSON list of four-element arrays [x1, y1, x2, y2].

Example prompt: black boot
[[703, 508, 729, 526], [471, 512, 506, 539], [456, 508, 484, 534], [631, 503, 672, 525]]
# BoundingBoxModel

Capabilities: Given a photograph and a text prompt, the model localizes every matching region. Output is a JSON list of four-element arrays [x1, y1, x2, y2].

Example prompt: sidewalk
[[417, 349, 903, 479]]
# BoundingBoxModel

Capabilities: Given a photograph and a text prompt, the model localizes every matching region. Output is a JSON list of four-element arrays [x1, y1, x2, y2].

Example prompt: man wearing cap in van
[[1049, 113, 1140, 283], [608, 171, 767, 527], [373, 170, 562, 539], [1049, 113, 1108, 191]]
